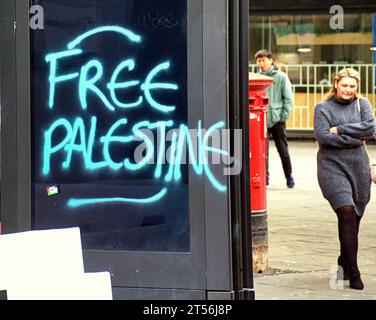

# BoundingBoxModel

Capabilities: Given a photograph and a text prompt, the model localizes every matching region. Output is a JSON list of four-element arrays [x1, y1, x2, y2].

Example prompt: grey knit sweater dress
[[314, 96, 376, 216]]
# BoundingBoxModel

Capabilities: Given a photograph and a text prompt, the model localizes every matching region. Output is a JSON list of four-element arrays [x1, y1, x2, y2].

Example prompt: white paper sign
[[0, 227, 112, 300]]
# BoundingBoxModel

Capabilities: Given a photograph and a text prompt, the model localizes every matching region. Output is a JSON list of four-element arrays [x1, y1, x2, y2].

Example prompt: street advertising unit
[[0, 0, 253, 299], [248, 72, 273, 273]]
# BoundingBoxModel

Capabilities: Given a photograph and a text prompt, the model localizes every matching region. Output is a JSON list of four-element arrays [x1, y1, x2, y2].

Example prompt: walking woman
[[314, 68, 376, 290]]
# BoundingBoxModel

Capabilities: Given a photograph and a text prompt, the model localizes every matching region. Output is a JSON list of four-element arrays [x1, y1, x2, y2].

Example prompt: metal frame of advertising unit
[[0, 0, 252, 299]]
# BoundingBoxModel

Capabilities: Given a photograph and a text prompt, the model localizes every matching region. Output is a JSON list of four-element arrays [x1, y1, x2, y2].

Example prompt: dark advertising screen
[[30, 0, 190, 252]]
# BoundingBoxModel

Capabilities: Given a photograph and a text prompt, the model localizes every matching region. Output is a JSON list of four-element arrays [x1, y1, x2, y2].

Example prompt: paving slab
[[254, 140, 376, 300]]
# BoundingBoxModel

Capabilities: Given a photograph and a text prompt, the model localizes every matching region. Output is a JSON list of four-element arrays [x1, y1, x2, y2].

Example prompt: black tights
[[335, 205, 361, 270]]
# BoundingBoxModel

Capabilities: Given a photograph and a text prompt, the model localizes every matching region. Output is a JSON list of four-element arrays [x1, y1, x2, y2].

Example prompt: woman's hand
[[330, 127, 339, 135]]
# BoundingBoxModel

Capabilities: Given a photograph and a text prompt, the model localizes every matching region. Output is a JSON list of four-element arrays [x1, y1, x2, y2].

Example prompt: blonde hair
[[324, 68, 361, 101]]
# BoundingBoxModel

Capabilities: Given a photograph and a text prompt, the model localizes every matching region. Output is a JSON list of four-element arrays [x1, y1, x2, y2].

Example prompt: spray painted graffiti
[[43, 26, 229, 207]]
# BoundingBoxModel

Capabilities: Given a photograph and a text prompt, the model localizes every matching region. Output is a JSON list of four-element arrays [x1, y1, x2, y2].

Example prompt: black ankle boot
[[337, 256, 349, 280], [349, 267, 364, 290]]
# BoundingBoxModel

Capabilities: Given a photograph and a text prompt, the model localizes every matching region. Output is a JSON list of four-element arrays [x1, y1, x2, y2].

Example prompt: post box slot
[[256, 94, 269, 106], [249, 97, 256, 106]]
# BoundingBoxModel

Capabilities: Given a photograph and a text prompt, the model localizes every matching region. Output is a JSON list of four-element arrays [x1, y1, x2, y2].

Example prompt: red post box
[[248, 72, 273, 273], [248, 72, 273, 212]]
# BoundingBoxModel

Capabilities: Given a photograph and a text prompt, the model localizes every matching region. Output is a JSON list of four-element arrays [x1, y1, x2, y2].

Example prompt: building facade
[[249, 0, 376, 131]]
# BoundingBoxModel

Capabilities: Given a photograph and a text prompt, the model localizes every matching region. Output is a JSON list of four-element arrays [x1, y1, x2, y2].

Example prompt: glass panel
[[249, 12, 376, 130], [30, 0, 189, 252], [250, 13, 374, 65]]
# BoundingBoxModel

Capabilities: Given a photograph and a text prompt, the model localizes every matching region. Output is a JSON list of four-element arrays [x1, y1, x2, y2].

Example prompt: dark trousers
[[266, 122, 292, 182]]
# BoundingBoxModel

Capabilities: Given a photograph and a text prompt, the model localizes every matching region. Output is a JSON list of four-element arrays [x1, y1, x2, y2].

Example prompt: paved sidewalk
[[253, 140, 376, 300]]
